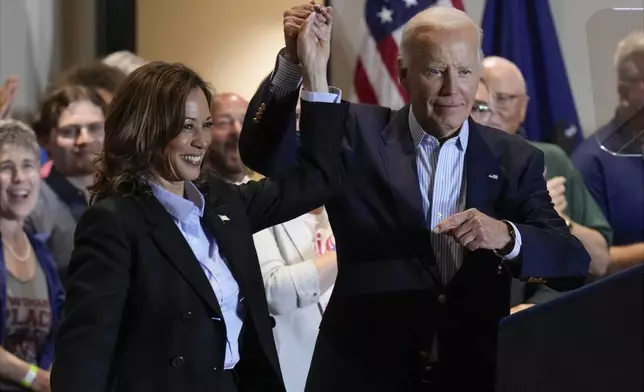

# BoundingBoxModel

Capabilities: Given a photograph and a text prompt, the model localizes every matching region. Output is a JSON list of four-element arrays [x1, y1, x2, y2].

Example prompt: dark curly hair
[[33, 85, 107, 145], [89, 62, 213, 204]]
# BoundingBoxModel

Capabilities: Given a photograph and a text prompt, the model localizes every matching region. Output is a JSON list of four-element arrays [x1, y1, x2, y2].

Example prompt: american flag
[[354, 0, 464, 108]]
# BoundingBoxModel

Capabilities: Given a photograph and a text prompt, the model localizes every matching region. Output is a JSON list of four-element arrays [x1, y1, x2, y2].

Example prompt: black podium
[[496, 265, 643, 392]]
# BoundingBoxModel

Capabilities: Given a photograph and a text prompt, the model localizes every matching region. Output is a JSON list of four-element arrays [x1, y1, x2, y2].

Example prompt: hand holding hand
[[434, 208, 512, 252], [546, 176, 567, 217], [283, 2, 316, 63], [0, 76, 20, 119], [297, 6, 333, 91]]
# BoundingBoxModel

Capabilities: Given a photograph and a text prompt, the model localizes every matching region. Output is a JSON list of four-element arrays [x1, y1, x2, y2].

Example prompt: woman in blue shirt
[[49, 58, 347, 392], [0, 120, 64, 392]]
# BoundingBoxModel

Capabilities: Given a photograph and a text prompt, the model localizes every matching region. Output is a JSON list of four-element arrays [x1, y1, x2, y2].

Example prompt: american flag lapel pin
[[218, 215, 230, 223], [488, 174, 499, 180]]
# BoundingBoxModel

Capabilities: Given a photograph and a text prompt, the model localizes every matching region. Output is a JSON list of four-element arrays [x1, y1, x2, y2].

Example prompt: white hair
[[399, 6, 483, 66], [102, 51, 149, 75], [614, 30, 644, 69], [0, 119, 40, 160]]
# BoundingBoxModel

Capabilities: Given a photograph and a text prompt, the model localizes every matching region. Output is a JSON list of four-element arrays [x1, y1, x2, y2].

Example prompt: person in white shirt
[[253, 205, 336, 392]]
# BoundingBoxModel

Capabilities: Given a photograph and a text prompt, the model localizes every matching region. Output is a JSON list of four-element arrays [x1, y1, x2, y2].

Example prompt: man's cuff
[[496, 221, 522, 260], [301, 87, 342, 103], [270, 51, 303, 92]]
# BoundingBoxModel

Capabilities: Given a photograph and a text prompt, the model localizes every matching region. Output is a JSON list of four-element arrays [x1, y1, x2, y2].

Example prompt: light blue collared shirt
[[151, 181, 243, 369]]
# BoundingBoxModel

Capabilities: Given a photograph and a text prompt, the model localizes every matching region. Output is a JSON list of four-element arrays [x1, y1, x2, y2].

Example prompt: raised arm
[[51, 205, 131, 392], [239, 66, 301, 176], [233, 9, 352, 234], [239, 3, 335, 176], [237, 95, 348, 233]]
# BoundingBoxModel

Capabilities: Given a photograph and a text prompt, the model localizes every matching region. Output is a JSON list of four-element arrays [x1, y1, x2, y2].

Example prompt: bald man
[[480, 56, 529, 134], [479, 58, 612, 298], [207, 92, 251, 183]]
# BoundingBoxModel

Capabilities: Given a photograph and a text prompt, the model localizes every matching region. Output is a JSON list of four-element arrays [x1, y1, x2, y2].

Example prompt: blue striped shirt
[[409, 108, 469, 285]]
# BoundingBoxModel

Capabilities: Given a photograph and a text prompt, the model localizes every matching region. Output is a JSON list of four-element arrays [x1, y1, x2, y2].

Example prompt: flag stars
[[403, 0, 418, 7], [377, 6, 394, 23]]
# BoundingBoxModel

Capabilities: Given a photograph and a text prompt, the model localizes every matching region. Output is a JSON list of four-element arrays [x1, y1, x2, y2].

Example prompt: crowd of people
[[0, 2, 641, 392]]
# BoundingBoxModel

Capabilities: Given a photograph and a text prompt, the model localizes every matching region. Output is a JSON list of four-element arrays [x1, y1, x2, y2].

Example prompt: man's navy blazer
[[239, 78, 590, 392]]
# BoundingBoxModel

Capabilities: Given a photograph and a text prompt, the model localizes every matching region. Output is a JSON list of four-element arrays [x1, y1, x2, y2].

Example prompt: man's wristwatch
[[564, 218, 574, 231], [497, 220, 516, 256]]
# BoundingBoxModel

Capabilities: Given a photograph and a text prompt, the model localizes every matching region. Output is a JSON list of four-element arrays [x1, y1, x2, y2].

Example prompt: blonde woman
[[0, 120, 64, 392]]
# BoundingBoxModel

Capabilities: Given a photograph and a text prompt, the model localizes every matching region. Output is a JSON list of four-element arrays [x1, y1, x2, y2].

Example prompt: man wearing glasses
[[27, 86, 107, 280], [474, 59, 612, 313]]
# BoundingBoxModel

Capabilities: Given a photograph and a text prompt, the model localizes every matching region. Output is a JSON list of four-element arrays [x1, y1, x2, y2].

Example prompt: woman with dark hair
[[49, 59, 347, 391]]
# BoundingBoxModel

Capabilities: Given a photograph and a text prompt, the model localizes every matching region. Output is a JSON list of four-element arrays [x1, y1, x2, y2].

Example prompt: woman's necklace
[[2, 233, 32, 262]]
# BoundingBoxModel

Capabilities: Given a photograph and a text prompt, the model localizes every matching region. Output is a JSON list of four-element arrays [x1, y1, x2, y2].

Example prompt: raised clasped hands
[[283, 2, 333, 91], [296, 5, 332, 71], [284, 2, 317, 63], [433, 208, 512, 252]]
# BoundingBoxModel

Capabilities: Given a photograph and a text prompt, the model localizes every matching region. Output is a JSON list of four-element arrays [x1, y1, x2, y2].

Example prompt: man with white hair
[[573, 30, 644, 273], [240, 5, 589, 391]]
